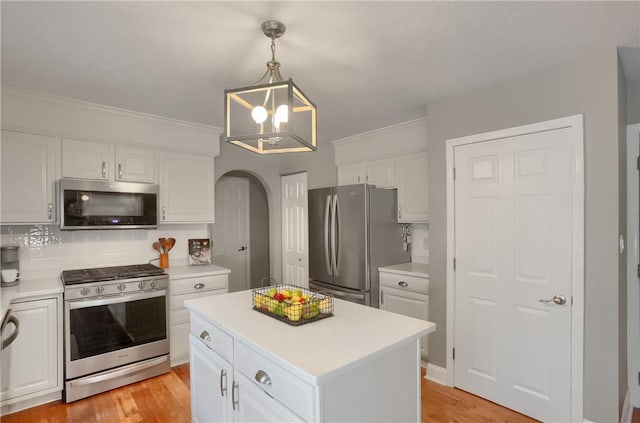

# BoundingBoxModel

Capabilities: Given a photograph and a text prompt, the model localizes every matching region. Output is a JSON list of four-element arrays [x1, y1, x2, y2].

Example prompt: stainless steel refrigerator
[[308, 184, 409, 307]]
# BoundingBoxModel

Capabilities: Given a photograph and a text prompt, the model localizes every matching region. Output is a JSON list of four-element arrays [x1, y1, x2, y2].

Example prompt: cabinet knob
[[194, 283, 205, 290], [200, 330, 211, 341], [398, 281, 408, 288], [254, 369, 272, 386]]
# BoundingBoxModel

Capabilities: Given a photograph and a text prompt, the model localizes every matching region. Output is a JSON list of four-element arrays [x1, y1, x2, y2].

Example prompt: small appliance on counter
[[1, 246, 20, 287]]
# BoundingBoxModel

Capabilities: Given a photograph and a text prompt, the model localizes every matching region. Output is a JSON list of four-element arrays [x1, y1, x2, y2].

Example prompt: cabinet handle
[[357, 175, 361, 183], [200, 330, 211, 341], [398, 206, 402, 220], [194, 283, 205, 290], [366, 174, 369, 183], [1, 315, 19, 350], [118, 163, 122, 179], [101, 161, 107, 178], [254, 370, 272, 386], [380, 291, 384, 305], [398, 281, 408, 288], [219, 369, 227, 397], [162, 206, 166, 220], [47, 203, 53, 220], [231, 381, 238, 410]]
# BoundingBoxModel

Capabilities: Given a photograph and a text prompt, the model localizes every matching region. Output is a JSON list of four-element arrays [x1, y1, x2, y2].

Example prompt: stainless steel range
[[62, 263, 170, 402]]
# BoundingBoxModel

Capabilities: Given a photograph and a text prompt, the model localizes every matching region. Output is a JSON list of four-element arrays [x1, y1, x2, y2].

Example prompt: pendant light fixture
[[221, 20, 317, 154]]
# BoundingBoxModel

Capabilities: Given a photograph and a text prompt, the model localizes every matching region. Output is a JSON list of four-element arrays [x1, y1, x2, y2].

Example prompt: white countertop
[[1, 276, 63, 320], [165, 261, 230, 279], [186, 290, 435, 384], [378, 262, 429, 278]]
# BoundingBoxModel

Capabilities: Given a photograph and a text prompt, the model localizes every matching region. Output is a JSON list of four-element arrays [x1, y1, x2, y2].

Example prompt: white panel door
[[454, 128, 573, 421], [281, 172, 308, 287], [213, 176, 250, 292]]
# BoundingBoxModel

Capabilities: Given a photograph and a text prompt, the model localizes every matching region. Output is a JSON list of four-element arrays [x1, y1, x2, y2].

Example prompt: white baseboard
[[622, 389, 633, 423], [424, 363, 448, 386]]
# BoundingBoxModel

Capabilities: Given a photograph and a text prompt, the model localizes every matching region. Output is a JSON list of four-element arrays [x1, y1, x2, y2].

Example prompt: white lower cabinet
[[189, 314, 307, 422], [1, 297, 61, 407], [190, 334, 234, 423], [169, 273, 228, 366], [379, 269, 429, 357]]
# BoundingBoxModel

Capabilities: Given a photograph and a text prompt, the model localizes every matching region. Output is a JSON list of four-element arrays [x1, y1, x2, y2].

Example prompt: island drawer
[[379, 271, 429, 294], [191, 313, 233, 363], [235, 340, 314, 422], [170, 275, 227, 296]]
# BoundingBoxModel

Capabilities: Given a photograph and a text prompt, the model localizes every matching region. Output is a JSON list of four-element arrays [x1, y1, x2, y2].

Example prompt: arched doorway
[[212, 170, 270, 292]]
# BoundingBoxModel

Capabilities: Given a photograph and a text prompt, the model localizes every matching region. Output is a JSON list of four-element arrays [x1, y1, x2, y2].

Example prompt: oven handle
[[69, 355, 169, 387], [67, 289, 167, 310]]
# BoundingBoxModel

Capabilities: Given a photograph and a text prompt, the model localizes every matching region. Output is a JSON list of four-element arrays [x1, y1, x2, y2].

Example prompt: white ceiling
[[2, 1, 639, 143]]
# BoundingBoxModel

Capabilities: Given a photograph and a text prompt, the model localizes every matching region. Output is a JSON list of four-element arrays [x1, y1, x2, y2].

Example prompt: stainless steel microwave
[[60, 179, 158, 230]]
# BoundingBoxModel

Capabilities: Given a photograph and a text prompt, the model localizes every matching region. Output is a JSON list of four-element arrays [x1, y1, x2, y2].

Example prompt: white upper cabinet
[[115, 145, 157, 183], [338, 158, 396, 188], [1, 130, 58, 223], [396, 151, 428, 222], [366, 157, 396, 188], [159, 152, 214, 223], [337, 162, 365, 185], [62, 138, 111, 180], [62, 139, 157, 183]]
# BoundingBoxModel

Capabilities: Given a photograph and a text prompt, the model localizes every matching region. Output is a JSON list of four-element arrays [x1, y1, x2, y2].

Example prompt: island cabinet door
[[234, 372, 305, 422], [189, 335, 233, 423]]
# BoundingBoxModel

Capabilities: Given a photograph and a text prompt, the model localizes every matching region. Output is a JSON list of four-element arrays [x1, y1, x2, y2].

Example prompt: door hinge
[[453, 258, 456, 270], [453, 167, 456, 180], [452, 347, 456, 360], [637, 156, 640, 171], [638, 371, 640, 386], [637, 264, 640, 278]]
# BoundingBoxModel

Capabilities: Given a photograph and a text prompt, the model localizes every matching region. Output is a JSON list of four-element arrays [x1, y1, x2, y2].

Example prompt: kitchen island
[[185, 290, 435, 422]]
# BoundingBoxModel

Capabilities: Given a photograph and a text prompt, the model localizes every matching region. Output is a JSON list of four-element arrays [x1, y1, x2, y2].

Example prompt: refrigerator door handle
[[331, 194, 339, 276], [324, 195, 332, 276]]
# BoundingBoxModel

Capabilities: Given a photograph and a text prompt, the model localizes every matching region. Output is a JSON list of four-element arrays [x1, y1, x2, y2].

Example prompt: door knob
[[539, 294, 567, 305], [238, 246, 246, 251]]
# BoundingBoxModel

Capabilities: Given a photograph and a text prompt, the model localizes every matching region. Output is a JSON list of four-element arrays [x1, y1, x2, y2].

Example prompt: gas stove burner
[[61, 263, 165, 285]]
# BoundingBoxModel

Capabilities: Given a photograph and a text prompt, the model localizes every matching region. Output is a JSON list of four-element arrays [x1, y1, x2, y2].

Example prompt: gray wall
[[248, 175, 270, 288], [426, 49, 623, 422], [618, 56, 628, 417], [215, 135, 336, 283], [628, 80, 640, 124]]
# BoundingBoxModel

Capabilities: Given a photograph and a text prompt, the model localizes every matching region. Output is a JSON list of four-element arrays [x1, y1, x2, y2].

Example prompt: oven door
[[65, 290, 169, 380]]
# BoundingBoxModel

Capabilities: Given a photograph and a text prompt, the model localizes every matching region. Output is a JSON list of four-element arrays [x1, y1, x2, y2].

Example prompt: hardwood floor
[[2, 365, 538, 422]]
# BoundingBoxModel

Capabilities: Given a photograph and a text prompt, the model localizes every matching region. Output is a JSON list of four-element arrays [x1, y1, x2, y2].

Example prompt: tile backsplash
[[1, 224, 209, 278], [411, 223, 429, 264]]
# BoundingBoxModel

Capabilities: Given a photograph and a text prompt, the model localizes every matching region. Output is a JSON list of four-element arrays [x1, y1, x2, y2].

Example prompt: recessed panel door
[[281, 172, 308, 287], [454, 127, 573, 421]]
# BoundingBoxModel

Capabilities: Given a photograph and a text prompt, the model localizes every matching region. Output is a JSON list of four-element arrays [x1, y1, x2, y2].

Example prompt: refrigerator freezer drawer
[[309, 280, 368, 306]]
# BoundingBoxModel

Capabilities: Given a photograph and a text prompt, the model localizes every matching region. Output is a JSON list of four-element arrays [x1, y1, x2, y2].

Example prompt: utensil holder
[[159, 253, 169, 269]]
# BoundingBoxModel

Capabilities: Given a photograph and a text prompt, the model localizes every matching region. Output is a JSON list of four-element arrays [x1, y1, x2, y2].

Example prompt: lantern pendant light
[[221, 20, 317, 154]]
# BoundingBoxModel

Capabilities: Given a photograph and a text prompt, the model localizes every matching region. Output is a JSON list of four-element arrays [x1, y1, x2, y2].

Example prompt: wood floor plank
[[3, 364, 542, 423]]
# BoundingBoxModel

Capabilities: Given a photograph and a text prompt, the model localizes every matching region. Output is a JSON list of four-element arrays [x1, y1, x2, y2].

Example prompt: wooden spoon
[[165, 238, 176, 252], [152, 242, 162, 254], [159, 238, 167, 253]]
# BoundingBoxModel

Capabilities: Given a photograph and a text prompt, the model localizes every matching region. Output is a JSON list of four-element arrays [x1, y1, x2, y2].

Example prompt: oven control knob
[[95, 286, 104, 295], [117, 283, 126, 292], [80, 288, 90, 296], [150, 280, 158, 289], [138, 281, 147, 290]]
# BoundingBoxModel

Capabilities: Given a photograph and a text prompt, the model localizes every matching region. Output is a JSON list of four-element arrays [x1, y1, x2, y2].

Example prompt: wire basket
[[252, 284, 334, 326]]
